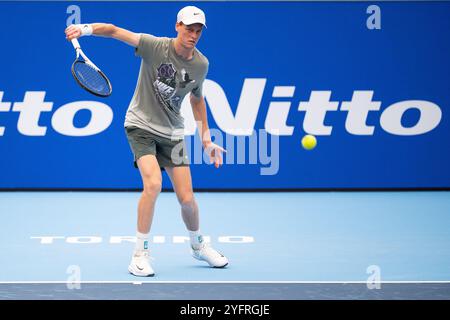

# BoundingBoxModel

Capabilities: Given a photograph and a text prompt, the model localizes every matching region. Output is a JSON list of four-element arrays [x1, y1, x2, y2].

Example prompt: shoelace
[[199, 244, 223, 258]]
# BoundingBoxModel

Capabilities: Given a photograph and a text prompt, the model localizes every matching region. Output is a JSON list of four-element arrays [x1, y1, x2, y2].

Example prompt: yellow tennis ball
[[301, 134, 317, 150]]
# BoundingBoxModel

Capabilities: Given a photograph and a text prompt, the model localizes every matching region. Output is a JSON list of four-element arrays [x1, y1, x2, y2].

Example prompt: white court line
[[0, 280, 450, 284]]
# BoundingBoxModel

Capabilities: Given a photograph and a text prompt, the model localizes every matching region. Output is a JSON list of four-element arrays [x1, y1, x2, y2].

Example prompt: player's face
[[176, 23, 203, 49]]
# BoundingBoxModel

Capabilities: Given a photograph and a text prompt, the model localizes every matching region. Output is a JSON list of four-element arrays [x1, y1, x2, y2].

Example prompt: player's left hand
[[204, 141, 226, 168]]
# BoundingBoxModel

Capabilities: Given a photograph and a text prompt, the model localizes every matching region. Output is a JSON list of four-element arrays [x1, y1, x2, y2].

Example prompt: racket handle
[[71, 38, 81, 50]]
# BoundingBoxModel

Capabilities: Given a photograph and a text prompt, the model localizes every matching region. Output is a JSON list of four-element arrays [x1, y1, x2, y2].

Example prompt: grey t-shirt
[[124, 33, 209, 139]]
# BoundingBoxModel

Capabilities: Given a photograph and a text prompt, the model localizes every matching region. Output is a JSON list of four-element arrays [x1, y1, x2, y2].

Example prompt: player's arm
[[190, 94, 225, 168], [65, 23, 140, 47], [190, 94, 211, 147]]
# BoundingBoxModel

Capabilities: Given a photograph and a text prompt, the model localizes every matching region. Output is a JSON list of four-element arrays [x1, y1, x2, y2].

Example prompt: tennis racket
[[71, 38, 112, 97]]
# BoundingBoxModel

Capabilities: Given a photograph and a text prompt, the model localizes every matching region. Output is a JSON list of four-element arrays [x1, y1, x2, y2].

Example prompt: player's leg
[[165, 166, 228, 268], [125, 126, 162, 277], [136, 154, 162, 234], [164, 166, 198, 231], [128, 154, 162, 277]]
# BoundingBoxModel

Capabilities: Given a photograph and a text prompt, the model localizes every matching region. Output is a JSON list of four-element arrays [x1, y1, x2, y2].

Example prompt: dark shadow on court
[[1, 283, 449, 300]]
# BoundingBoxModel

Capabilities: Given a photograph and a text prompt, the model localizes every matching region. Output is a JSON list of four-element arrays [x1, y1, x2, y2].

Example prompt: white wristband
[[76, 24, 93, 36]]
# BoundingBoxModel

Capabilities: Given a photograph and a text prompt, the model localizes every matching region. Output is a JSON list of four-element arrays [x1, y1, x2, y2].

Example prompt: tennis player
[[65, 6, 228, 276]]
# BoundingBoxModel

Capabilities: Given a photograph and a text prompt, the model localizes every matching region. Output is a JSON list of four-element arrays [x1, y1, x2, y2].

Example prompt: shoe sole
[[128, 265, 155, 277], [192, 255, 229, 268], [213, 262, 228, 268]]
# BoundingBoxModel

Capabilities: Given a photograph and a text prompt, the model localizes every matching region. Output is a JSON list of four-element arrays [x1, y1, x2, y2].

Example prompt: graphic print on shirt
[[153, 63, 196, 114], [179, 68, 196, 88]]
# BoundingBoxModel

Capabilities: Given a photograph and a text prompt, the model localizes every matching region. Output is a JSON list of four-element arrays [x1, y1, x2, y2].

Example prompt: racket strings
[[73, 61, 111, 96]]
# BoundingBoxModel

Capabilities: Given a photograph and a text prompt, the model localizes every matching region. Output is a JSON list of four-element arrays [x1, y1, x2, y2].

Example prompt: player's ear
[[175, 22, 182, 32]]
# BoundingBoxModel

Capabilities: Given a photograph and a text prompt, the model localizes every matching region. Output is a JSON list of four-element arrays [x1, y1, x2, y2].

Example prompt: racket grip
[[71, 38, 81, 50]]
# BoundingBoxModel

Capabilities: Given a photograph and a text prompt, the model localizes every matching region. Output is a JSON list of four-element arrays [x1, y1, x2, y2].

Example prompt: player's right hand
[[65, 25, 81, 41]]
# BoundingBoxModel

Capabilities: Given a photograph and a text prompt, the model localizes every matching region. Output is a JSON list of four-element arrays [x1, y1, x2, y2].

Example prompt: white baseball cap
[[177, 6, 207, 28]]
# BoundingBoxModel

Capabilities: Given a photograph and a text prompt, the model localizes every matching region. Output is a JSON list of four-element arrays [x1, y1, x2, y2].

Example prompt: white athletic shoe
[[191, 244, 229, 268], [128, 251, 155, 277]]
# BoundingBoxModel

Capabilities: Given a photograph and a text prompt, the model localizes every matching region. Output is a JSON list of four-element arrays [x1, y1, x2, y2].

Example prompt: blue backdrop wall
[[0, 1, 449, 189]]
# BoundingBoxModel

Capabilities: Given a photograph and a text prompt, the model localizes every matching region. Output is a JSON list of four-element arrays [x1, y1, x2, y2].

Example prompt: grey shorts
[[125, 126, 189, 169]]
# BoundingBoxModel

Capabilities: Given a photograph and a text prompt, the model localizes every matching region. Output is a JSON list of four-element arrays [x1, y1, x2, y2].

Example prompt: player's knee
[[180, 194, 195, 208], [143, 178, 162, 197]]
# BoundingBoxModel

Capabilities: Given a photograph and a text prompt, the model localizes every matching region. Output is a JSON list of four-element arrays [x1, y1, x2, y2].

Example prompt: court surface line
[[1, 280, 450, 284]]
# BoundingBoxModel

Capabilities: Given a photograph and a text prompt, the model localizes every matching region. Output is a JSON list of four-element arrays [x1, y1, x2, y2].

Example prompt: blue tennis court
[[1, 191, 449, 299]]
